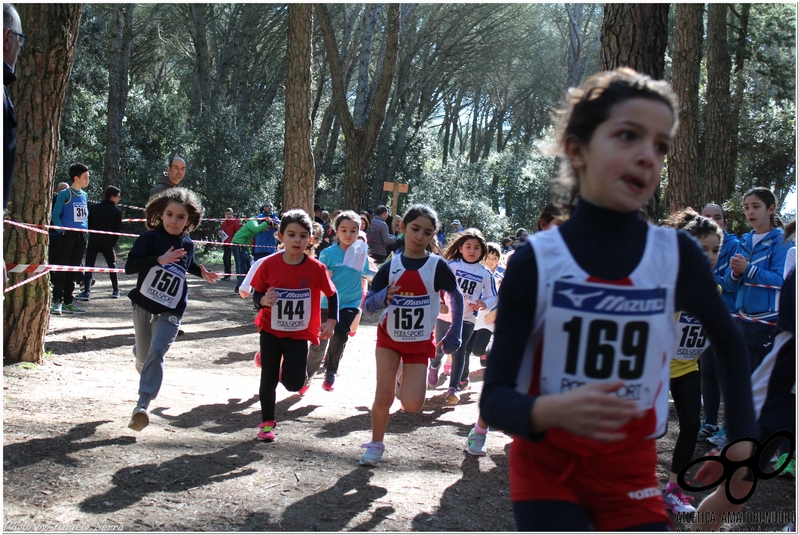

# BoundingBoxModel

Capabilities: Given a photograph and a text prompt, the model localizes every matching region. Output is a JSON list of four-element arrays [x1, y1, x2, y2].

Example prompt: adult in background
[[219, 207, 240, 281], [3, 2, 23, 212], [50, 163, 90, 315], [149, 155, 186, 200], [76, 186, 123, 301], [313, 203, 326, 230], [450, 219, 464, 237], [253, 202, 280, 261], [368, 205, 396, 264]]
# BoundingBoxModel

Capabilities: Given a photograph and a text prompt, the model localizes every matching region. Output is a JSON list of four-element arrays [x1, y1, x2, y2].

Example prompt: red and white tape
[[3, 268, 51, 293], [732, 313, 778, 327], [6, 263, 126, 274]]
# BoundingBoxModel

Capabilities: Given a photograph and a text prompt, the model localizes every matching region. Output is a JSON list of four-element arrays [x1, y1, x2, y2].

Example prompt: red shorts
[[509, 436, 671, 531], [376, 323, 435, 365]]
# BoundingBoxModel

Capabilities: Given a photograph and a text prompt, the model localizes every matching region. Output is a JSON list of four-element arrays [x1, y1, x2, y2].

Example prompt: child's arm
[[730, 241, 791, 287], [239, 256, 269, 298], [51, 190, 68, 233], [320, 291, 339, 340], [362, 262, 396, 313], [124, 234, 175, 274], [434, 258, 463, 355]]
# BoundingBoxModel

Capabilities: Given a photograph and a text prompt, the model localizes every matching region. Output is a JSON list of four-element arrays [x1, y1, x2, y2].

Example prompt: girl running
[[249, 209, 338, 442], [479, 68, 757, 531], [659, 209, 723, 514], [723, 187, 793, 370], [305, 211, 374, 393], [359, 204, 463, 467], [429, 229, 498, 404], [125, 188, 218, 432]]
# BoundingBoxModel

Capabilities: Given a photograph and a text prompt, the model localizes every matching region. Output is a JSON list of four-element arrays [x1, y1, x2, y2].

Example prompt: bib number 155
[[562, 317, 649, 380]]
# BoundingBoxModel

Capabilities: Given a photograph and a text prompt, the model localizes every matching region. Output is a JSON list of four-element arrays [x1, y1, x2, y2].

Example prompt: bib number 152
[[562, 317, 649, 380]]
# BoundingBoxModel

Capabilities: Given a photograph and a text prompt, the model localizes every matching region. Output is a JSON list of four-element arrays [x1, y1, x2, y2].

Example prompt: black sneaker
[[111, 290, 121, 298], [75, 291, 91, 301]]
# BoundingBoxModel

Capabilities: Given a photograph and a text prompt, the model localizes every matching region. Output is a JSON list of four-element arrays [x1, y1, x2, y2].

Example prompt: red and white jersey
[[520, 225, 678, 454], [379, 253, 441, 345]]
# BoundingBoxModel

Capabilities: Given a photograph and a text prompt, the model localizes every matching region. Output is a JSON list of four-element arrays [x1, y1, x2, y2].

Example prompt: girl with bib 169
[[249, 209, 338, 443], [125, 188, 218, 432], [480, 68, 758, 531], [358, 204, 463, 467]]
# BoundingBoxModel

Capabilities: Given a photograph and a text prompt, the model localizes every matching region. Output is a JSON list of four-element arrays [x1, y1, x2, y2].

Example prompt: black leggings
[[512, 500, 670, 531], [670, 370, 702, 475], [699, 347, 721, 425], [259, 330, 308, 422]]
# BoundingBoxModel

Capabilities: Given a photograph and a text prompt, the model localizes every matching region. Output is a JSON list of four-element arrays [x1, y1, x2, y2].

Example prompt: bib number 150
[[562, 317, 648, 380]]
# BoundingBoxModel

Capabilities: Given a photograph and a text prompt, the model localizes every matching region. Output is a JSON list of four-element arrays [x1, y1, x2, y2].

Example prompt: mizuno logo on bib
[[541, 280, 669, 410], [388, 294, 434, 342], [271, 288, 311, 331], [142, 262, 186, 309]]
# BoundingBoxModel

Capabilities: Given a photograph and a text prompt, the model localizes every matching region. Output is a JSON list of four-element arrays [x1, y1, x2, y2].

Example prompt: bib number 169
[[562, 317, 649, 380]]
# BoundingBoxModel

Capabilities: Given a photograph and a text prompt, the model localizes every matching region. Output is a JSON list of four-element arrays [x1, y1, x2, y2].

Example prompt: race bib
[[388, 294, 433, 342], [455, 269, 482, 302], [540, 280, 668, 410], [673, 312, 707, 360], [271, 288, 311, 332], [141, 263, 186, 309], [73, 202, 88, 223]]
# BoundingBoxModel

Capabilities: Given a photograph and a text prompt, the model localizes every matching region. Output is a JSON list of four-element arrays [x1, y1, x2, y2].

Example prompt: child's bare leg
[[399, 363, 428, 412], [371, 347, 401, 443]]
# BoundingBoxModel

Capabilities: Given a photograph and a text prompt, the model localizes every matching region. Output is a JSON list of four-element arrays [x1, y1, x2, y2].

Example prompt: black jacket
[[88, 200, 123, 248], [4, 62, 17, 211]]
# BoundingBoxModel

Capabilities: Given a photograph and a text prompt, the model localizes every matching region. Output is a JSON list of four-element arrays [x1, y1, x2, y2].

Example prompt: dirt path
[[3, 272, 795, 531]]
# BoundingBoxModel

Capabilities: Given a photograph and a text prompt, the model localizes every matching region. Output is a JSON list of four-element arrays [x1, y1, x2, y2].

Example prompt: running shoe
[[458, 378, 471, 391], [445, 387, 460, 404], [466, 429, 487, 456], [62, 302, 86, 314], [427, 365, 439, 389], [443, 360, 452, 375], [322, 381, 334, 392], [707, 427, 727, 447], [74, 291, 90, 301], [254, 350, 261, 368], [111, 290, 121, 298], [479, 354, 487, 367], [50, 300, 63, 315], [257, 420, 276, 442], [298, 384, 311, 396], [359, 441, 385, 467], [776, 453, 795, 477], [128, 407, 149, 432], [697, 423, 719, 441], [221, 276, 231, 281], [662, 484, 696, 514]]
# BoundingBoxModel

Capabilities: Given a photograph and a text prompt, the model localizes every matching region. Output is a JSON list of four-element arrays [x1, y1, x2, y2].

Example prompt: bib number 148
[[562, 317, 649, 380]]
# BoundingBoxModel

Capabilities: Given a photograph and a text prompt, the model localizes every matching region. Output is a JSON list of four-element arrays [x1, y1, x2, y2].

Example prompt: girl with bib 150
[[124, 188, 218, 432], [480, 68, 758, 531]]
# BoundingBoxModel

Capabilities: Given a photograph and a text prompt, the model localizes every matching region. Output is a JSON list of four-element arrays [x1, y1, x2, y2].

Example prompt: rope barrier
[[732, 313, 778, 327], [3, 220, 50, 235], [3, 268, 50, 293], [6, 263, 126, 274], [743, 282, 782, 290]]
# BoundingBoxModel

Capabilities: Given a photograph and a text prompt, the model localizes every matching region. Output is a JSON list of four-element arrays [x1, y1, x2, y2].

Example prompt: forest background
[[2, 3, 797, 361]]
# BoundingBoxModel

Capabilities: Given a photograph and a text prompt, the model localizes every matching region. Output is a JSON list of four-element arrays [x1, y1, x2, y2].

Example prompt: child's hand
[[439, 302, 449, 315], [200, 265, 218, 283], [730, 254, 748, 277], [158, 247, 185, 265], [319, 319, 336, 340], [238, 288, 251, 299], [385, 284, 401, 306], [484, 309, 497, 325], [260, 288, 278, 308], [532, 382, 643, 442]]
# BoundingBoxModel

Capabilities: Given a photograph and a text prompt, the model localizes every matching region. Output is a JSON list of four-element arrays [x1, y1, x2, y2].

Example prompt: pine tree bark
[[728, 4, 750, 201], [600, 4, 670, 79], [102, 4, 133, 192], [283, 4, 315, 215], [3, 4, 82, 363], [668, 4, 704, 213], [704, 4, 733, 206]]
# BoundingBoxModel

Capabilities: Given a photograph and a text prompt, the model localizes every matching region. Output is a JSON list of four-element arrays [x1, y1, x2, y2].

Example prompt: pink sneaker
[[322, 381, 334, 392], [443, 361, 452, 375], [298, 384, 310, 396], [257, 420, 276, 442], [253, 351, 261, 368]]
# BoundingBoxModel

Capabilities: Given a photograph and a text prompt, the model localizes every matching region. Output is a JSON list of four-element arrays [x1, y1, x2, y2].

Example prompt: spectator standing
[[449, 219, 464, 238], [313, 203, 326, 230], [149, 155, 186, 200], [219, 208, 240, 281], [253, 202, 280, 261], [368, 205, 396, 264], [231, 216, 269, 292], [50, 163, 90, 315], [76, 186, 123, 301], [3, 2, 23, 212]]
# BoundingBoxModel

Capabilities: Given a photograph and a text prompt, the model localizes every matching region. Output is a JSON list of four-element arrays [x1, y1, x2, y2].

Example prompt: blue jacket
[[723, 227, 793, 320], [253, 211, 279, 256], [714, 230, 740, 313]]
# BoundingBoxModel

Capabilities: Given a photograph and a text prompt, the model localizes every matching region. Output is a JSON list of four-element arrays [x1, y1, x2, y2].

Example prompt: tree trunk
[[102, 4, 133, 192], [283, 4, 315, 215], [316, 3, 400, 211], [728, 4, 750, 200], [668, 4, 704, 213], [600, 4, 670, 80], [3, 4, 82, 363], [188, 4, 212, 119], [704, 4, 732, 206]]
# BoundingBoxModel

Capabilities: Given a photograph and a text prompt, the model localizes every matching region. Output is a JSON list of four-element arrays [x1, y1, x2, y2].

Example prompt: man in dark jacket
[[76, 186, 122, 300], [149, 155, 186, 200], [3, 3, 23, 212]]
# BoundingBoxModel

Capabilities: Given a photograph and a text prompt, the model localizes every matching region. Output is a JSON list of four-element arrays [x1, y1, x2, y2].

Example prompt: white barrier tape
[[3, 219, 50, 235], [743, 282, 782, 290], [732, 313, 778, 327], [4, 268, 51, 293], [6, 263, 126, 274]]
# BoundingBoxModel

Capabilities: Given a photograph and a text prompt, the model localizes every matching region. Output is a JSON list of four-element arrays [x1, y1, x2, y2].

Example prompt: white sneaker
[[662, 485, 696, 514], [128, 407, 149, 432], [359, 441, 385, 467], [466, 429, 487, 456]]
